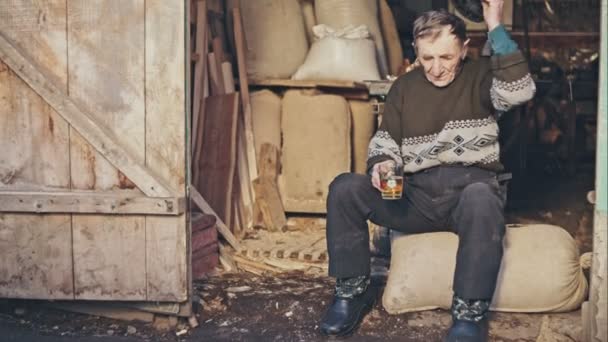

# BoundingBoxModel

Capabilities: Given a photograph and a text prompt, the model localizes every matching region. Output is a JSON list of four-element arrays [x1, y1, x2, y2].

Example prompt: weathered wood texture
[[67, 0, 145, 192], [73, 215, 146, 300], [144, 0, 188, 302], [197, 93, 239, 227], [190, 187, 241, 251], [233, 7, 258, 182], [0, 191, 185, 215], [66, 0, 147, 301], [0, 214, 73, 299], [0, 1, 73, 300], [0, 0, 69, 190], [0, 0, 188, 301]]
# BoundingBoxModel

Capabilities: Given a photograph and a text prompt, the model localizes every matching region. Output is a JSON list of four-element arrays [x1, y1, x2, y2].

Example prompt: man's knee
[[328, 173, 370, 201], [455, 182, 505, 240], [459, 182, 501, 208]]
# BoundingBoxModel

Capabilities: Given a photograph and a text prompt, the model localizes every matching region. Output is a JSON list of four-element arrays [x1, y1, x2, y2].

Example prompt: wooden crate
[[0, 1, 189, 303]]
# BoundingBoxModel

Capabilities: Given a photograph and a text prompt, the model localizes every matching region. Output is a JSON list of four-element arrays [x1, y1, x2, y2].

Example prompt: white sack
[[292, 25, 380, 82], [315, 0, 388, 77], [383, 224, 589, 314]]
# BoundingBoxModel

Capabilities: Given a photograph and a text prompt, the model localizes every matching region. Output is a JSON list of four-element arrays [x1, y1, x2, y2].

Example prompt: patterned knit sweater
[[367, 27, 536, 174]]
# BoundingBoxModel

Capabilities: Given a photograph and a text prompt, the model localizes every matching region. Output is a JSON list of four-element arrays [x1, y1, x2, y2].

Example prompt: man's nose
[[430, 60, 443, 76]]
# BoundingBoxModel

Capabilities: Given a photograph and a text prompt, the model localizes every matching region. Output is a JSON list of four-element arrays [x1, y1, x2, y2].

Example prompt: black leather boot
[[319, 276, 376, 337], [446, 319, 489, 342], [446, 295, 490, 342]]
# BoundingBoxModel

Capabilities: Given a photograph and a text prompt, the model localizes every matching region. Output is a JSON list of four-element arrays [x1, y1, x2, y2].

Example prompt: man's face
[[415, 26, 468, 88]]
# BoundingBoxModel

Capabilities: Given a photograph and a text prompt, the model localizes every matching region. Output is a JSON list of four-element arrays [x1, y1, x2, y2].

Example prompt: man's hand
[[482, 0, 504, 31], [371, 160, 397, 191]]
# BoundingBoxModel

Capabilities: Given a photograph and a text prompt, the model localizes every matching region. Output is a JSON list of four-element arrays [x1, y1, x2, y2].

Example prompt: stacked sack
[[238, 0, 403, 81]]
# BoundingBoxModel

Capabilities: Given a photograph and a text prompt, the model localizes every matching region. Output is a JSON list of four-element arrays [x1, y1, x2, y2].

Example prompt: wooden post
[[233, 7, 259, 182], [252, 143, 286, 232]]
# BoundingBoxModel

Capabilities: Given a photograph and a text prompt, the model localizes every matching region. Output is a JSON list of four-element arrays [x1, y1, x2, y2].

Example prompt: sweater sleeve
[[366, 80, 404, 174], [481, 26, 536, 114], [488, 25, 518, 55]]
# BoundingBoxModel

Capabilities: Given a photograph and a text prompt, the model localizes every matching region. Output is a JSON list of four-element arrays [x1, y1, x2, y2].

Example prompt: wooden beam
[[0, 33, 175, 197], [249, 78, 368, 90], [252, 178, 286, 232], [258, 143, 280, 180], [233, 7, 259, 181], [252, 143, 286, 232], [192, 0, 208, 154], [0, 191, 185, 215], [190, 187, 241, 251]]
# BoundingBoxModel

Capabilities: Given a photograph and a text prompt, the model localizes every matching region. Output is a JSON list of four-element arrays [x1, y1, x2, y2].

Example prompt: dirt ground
[[0, 166, 596, 341]]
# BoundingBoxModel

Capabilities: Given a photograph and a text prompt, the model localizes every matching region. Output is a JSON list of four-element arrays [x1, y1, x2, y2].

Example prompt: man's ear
[[461, 38, 471, 60]]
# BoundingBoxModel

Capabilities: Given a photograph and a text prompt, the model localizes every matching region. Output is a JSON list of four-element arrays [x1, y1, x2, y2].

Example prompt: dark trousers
[[326, 165, 506, 300]]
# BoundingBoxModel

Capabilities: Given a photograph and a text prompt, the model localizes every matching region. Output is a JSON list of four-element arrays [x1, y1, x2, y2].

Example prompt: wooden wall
[[0, 0, 188, 302]]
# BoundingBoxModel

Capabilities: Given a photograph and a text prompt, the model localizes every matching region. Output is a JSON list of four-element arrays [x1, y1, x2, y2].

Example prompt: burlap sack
[[379, 0, 403, 76], [250, 90, 282, 156], [299, 0, 316, 44], [315, 0, 388, 78], [349, 100, 376, 174], [383, 224, 589, 314], [239, 0, 308, 79], [279, 90, 351, 213]]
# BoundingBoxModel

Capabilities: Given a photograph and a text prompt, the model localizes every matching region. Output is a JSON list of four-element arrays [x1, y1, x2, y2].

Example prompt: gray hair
[[413, 9, 467, 44]]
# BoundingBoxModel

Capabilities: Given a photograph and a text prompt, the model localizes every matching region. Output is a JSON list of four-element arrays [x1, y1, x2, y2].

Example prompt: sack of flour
[[383, 224, 589, 314], [292, 24, 380, 82], [315, 0, 388, 77]]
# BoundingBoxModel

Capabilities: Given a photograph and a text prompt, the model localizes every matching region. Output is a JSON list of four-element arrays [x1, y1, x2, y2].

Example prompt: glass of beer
[[380, 162, 403, 200]]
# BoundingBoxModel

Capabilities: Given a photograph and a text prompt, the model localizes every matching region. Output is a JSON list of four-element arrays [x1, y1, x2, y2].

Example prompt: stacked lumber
[[189, 1, 287, 273]]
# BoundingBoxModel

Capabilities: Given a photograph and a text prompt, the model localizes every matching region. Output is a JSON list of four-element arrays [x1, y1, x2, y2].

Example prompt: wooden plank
[[258, 143, 280, 180], [0, 0, 68, 93], [233, 7, 259, 182], [66, 0, 158, 194], [197, 93, 239, 226], [0, 19, 173, 197], [252, 177, 287, 232], [254, 143, 285, 231], [192, 96, 207, 189], [0, 2, 70, 191], [192, 1, 208, 153], [249, 78, 368, 90], [145, 0, 188, 302], [73, 215, 146, 300], [222, 61, 236, 93], [0, 214, 73, 299], [0, 1, 74, 301], [48, 302, 155, 322], [190, 187, 241, 251], [0, 191, 185, 215], [145, 215, 188, 301], [236, 114, 254, 230], [0, 61, 71, 190], [67, 1, 147, 302], [207, 52, 224, 95]]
